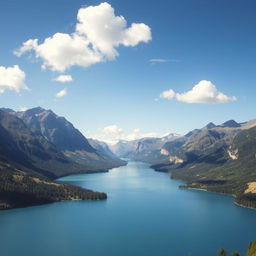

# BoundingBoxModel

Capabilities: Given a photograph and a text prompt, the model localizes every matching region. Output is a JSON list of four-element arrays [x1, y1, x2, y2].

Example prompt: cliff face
[[0, 109, 84, 178]]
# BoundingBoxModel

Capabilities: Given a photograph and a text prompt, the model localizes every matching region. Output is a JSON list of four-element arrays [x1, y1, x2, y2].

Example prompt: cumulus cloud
[[125, 128, 158, 141], [14, 2, 152, 72], [54, 74, 73, 83], [101, 125, 159, 143], [0, 65, 29, 94], [160, 89, 175, 100], [159, 80, 236, 104], [103, 125, 123, 136], [55, 88, 67, 98]]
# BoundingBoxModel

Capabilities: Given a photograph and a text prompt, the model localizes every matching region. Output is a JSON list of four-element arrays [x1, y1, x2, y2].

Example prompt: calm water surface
[[1, 161, 256, 256]]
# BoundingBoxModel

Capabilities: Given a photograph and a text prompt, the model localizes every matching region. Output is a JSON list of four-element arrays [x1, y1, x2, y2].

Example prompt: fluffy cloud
[[101, 125, 159, 143], [125, 128, 158, 141], [14, 2, 151, 72], [103, 125, 123, 136], [159, 80, 236, 104], [160, 89, 175, 99], [0, 65, 29, 94], [54, 74, 73, 83], [55, 88, 67, 98], [15, 34, 102, 72]]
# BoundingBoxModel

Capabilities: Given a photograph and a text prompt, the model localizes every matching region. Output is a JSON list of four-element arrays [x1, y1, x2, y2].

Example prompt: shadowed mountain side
[[9, 107, 126, 171], [0, 109, 91, 178]]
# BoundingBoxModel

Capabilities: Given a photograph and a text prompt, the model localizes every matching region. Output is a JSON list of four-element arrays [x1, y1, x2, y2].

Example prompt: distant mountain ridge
[[111, 119, 256, 165], [88, 138, 117, 158], [110, 133, 181, 164], [109, 117, 256, 208]]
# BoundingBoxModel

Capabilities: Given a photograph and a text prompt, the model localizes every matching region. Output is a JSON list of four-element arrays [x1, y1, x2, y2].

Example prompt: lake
[[1, 161, 256, 256]]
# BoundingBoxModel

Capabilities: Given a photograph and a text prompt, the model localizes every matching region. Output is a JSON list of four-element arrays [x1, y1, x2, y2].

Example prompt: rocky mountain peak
[[221, 120, 241, 128], [205, 122, 216, 129]]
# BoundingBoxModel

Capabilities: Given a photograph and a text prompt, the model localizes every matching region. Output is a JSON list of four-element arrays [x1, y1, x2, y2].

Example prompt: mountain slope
[[153, 124, 256, 209], [88, 138, 117, 158], [0, 109, 107, 210], [12, 107, 126, 171], [111, 134, 180, 164], [156, 120, 244, 167], [0, 109, 88, 178], [15, 107, 96, 152]]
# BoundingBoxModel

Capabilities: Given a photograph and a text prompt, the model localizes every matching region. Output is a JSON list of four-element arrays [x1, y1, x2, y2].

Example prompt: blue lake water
[[1, 161, 256, 256]]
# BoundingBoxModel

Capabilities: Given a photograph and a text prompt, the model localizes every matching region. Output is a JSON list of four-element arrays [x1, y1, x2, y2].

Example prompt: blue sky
[[0, 0, 256, 142]]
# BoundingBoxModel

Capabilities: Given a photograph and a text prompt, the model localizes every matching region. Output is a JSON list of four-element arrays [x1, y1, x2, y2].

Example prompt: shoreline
[[179, 184, 256, 211], [152, 166, 256, 211]]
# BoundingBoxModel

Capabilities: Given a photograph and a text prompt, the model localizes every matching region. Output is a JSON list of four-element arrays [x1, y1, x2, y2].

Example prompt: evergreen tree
[[218, 248, 227, 256]]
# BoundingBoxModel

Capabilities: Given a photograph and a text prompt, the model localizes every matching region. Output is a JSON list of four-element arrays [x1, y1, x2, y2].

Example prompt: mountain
[[111, 133, 180, 164], [0, 109, 107, 209], [88, 138, 117, 158], [221, 119, 241, 128], [15, 107, 96, 152], [156, 120, 248, 166], [0, 109, 86, 178], [111, 119, 256, 168], [11, 107, 126, 171], [152, 120, 256, 209], [205, 122, 216, 129]]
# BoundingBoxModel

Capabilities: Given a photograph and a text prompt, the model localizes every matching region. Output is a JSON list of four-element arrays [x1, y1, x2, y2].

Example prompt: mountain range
[[0, 107, 125, 210], [110, 133, 181, 164], [2, 106, 256, 210], [112, 119, 256, 209]]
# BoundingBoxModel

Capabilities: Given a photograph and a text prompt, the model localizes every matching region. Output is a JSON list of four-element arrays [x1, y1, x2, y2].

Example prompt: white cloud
[[100, 125, 159, 143], [54, 74, 73, 83], [160, 89, 176, 100], [19, 107, 28, 111], [14, 2, 151, 72], [0, 65, 29, 94], [159, 80, 236, 104], [103, 125, 123, 136], [149, 58, 180, 64], [55, 88, 67, 98], [13, 39, 38, 57], [125, 128, 158, 141], [15, 34, 102, 72]]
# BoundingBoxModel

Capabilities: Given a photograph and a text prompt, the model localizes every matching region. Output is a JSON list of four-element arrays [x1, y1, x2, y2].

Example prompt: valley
[[1, 106, 256, 211], [111, 119, 256, 209]]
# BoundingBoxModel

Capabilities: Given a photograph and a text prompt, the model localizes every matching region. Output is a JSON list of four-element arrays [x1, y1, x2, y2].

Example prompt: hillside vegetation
[[152, 126, 256, 209], [0, 161, 106, 210]]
